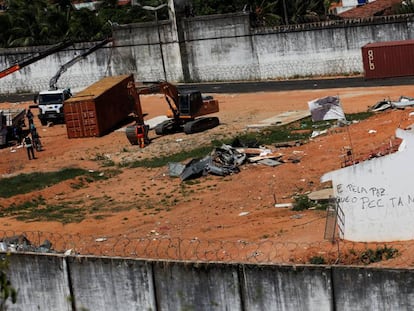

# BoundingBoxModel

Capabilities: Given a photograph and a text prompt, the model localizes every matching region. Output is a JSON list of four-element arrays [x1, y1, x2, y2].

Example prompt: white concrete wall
[[322, 128, 414, 242], [7, 253, 414, 311], [1, 14, 414, 94]]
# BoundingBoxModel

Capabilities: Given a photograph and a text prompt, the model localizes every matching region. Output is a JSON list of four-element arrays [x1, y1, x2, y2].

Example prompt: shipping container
[[64, 74, 135, 138], [362, 39, 414, 79]]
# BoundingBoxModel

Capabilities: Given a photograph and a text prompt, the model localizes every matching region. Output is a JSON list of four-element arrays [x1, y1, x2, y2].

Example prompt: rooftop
[[339, 0, 403, 18]]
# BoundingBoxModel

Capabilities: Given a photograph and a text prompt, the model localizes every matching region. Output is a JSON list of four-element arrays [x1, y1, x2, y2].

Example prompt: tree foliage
[[0, 0, 402, 48], [0, 0, 172, 47], [0, 257, 17, 311]]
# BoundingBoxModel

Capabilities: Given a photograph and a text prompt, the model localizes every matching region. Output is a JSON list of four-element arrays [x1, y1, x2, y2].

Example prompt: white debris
[[238, 212, 250, 216]]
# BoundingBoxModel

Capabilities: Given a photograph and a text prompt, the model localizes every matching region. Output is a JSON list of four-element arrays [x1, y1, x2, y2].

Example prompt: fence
[[0, 230, 412, 267]]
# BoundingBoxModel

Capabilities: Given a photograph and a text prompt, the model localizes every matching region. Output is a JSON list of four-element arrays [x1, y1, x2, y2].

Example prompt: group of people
[[22, 108, 42, 160]]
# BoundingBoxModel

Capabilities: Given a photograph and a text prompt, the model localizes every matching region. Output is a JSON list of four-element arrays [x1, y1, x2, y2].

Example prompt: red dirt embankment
[[1, 84, 414, 265]]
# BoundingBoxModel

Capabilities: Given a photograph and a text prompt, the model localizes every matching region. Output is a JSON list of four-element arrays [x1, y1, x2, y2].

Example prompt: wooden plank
[[248, 153, 283, 162], [247, 110, 310, 129]]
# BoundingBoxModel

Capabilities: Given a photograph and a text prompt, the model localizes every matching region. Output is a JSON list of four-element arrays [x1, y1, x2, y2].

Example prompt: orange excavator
[[125, 80, 219, 147]]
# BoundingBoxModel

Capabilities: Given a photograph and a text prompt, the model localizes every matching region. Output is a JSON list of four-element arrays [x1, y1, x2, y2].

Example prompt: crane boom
[[0, 41, 73, 79], [49, 38, 112, 90]]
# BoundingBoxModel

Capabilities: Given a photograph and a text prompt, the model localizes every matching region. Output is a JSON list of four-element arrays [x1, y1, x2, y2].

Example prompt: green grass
[[0, 168, 121, 198], [0, 168, 87, 198], [234, 112, 373, 146], [123, 145, 214, 168], [0, 196, 86, 223], [121, 112, 373, 169]]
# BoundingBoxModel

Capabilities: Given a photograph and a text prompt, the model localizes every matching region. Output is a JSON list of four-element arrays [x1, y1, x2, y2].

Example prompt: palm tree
[[395, 0, 414, 14]]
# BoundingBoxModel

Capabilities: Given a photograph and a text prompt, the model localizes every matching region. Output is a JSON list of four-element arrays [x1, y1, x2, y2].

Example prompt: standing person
[[31, 130, 42, 151], [29, 122, 36, 136], [26, 109, 34, 127], [23, 135, 36, 160], [16, 126, 23, 144]]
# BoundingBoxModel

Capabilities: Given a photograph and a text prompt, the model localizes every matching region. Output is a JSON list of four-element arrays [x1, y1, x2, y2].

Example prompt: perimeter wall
[[5, 252, 414, 311], [1, 13, 414, 94]]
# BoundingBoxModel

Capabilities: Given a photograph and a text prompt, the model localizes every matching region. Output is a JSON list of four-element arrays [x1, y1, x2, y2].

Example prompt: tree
[[395, 0, 414, 14], [68, 8, 103, 41], [0, 257, 17, 311], [5, 0, 69, 46]]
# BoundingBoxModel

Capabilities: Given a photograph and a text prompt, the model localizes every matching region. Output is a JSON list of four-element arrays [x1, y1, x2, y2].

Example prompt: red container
[[64, 74, 134, 138], [362, 39, 414, 79]]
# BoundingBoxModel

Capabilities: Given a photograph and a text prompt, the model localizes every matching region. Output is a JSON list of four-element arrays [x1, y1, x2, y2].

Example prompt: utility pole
[[142, 4, 168, 80]]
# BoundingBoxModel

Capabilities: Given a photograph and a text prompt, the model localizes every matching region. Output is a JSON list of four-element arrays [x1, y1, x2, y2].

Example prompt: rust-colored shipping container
[[64, 74, 134, 138], [362, 40, 414, 79]]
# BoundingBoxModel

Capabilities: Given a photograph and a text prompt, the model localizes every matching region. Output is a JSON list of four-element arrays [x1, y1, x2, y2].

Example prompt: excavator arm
[[49, 38, 112, 90], [0, 41, 73, 79]]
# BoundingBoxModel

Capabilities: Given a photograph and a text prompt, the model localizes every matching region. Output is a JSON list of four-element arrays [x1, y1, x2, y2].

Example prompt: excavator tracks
[[183, 117, 220, 134], [154, 117, 220, 135], [154, 119, 181, 135]]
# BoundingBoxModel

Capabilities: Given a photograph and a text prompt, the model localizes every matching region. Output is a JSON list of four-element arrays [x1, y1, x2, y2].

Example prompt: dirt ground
[[1, 83, 414, 265]]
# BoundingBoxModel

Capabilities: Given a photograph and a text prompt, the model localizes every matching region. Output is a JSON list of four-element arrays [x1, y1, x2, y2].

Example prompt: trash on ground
[[238, 212, 250, 216], [275, 203, 293, 208], [168, 162, 186, 177], [257, 158, 283, 167], [311, 129, 328, 138], [0, 235, 55, 253], [274, 140, 304, 148], [308, 96, 346, 122], [369, 96, 414, 112], [177, 144, 246, 181]]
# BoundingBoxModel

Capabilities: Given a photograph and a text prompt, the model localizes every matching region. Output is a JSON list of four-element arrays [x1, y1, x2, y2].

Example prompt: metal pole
[[155, 11, 167, 80], [282, 0, 289, 25]]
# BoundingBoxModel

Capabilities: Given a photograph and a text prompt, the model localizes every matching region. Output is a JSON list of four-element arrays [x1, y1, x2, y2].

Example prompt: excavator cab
[[166, 90, 219, 119], [178, 90, 202, 116]]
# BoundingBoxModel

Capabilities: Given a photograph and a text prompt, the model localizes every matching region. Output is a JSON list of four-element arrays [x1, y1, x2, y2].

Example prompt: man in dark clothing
[[26, 109, 34, 126], [23, 136, 36, 160]]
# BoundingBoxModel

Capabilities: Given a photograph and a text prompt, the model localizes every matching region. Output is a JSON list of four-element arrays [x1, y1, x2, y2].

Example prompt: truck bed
[[0, 108, 26, 127]]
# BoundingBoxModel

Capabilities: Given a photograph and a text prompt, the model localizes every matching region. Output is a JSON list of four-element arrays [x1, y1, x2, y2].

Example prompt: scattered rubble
[[0, 235, 55, 254], [369, 96, 414, 112]]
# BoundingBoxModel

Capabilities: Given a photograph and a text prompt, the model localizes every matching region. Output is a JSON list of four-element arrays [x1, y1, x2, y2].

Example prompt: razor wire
[[0, 230, 412, 267]]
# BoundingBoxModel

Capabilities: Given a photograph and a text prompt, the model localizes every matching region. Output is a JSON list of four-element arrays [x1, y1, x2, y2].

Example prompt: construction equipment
[[48, 38, 111, 90], [125, 81, 219, 146], [35, 38, 112, 126], [0, 41, 72, 79]]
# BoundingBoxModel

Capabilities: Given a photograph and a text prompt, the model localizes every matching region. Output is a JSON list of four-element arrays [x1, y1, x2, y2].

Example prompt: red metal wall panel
[[362, 40, 414, 79], [64, 74, 134, 138]]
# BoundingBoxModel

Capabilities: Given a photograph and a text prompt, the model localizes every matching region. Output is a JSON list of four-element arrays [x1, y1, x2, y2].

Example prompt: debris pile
[[169, 139, 297, 181], [369, 96, 414, 112], [170, 144, 247, 181], [0, 235, 55, 254]]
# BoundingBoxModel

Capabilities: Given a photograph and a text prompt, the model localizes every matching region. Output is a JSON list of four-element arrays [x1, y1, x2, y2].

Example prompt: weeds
[[119, 112, 372, 170], [233, 112, 372, 146], [124, 146, 214, 168], [0, 196, 86, 224], [0, 168, 87, 198], [292, 194, 313, 211], [359, 246, 399, 264], [309, 256, 326, 265]]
